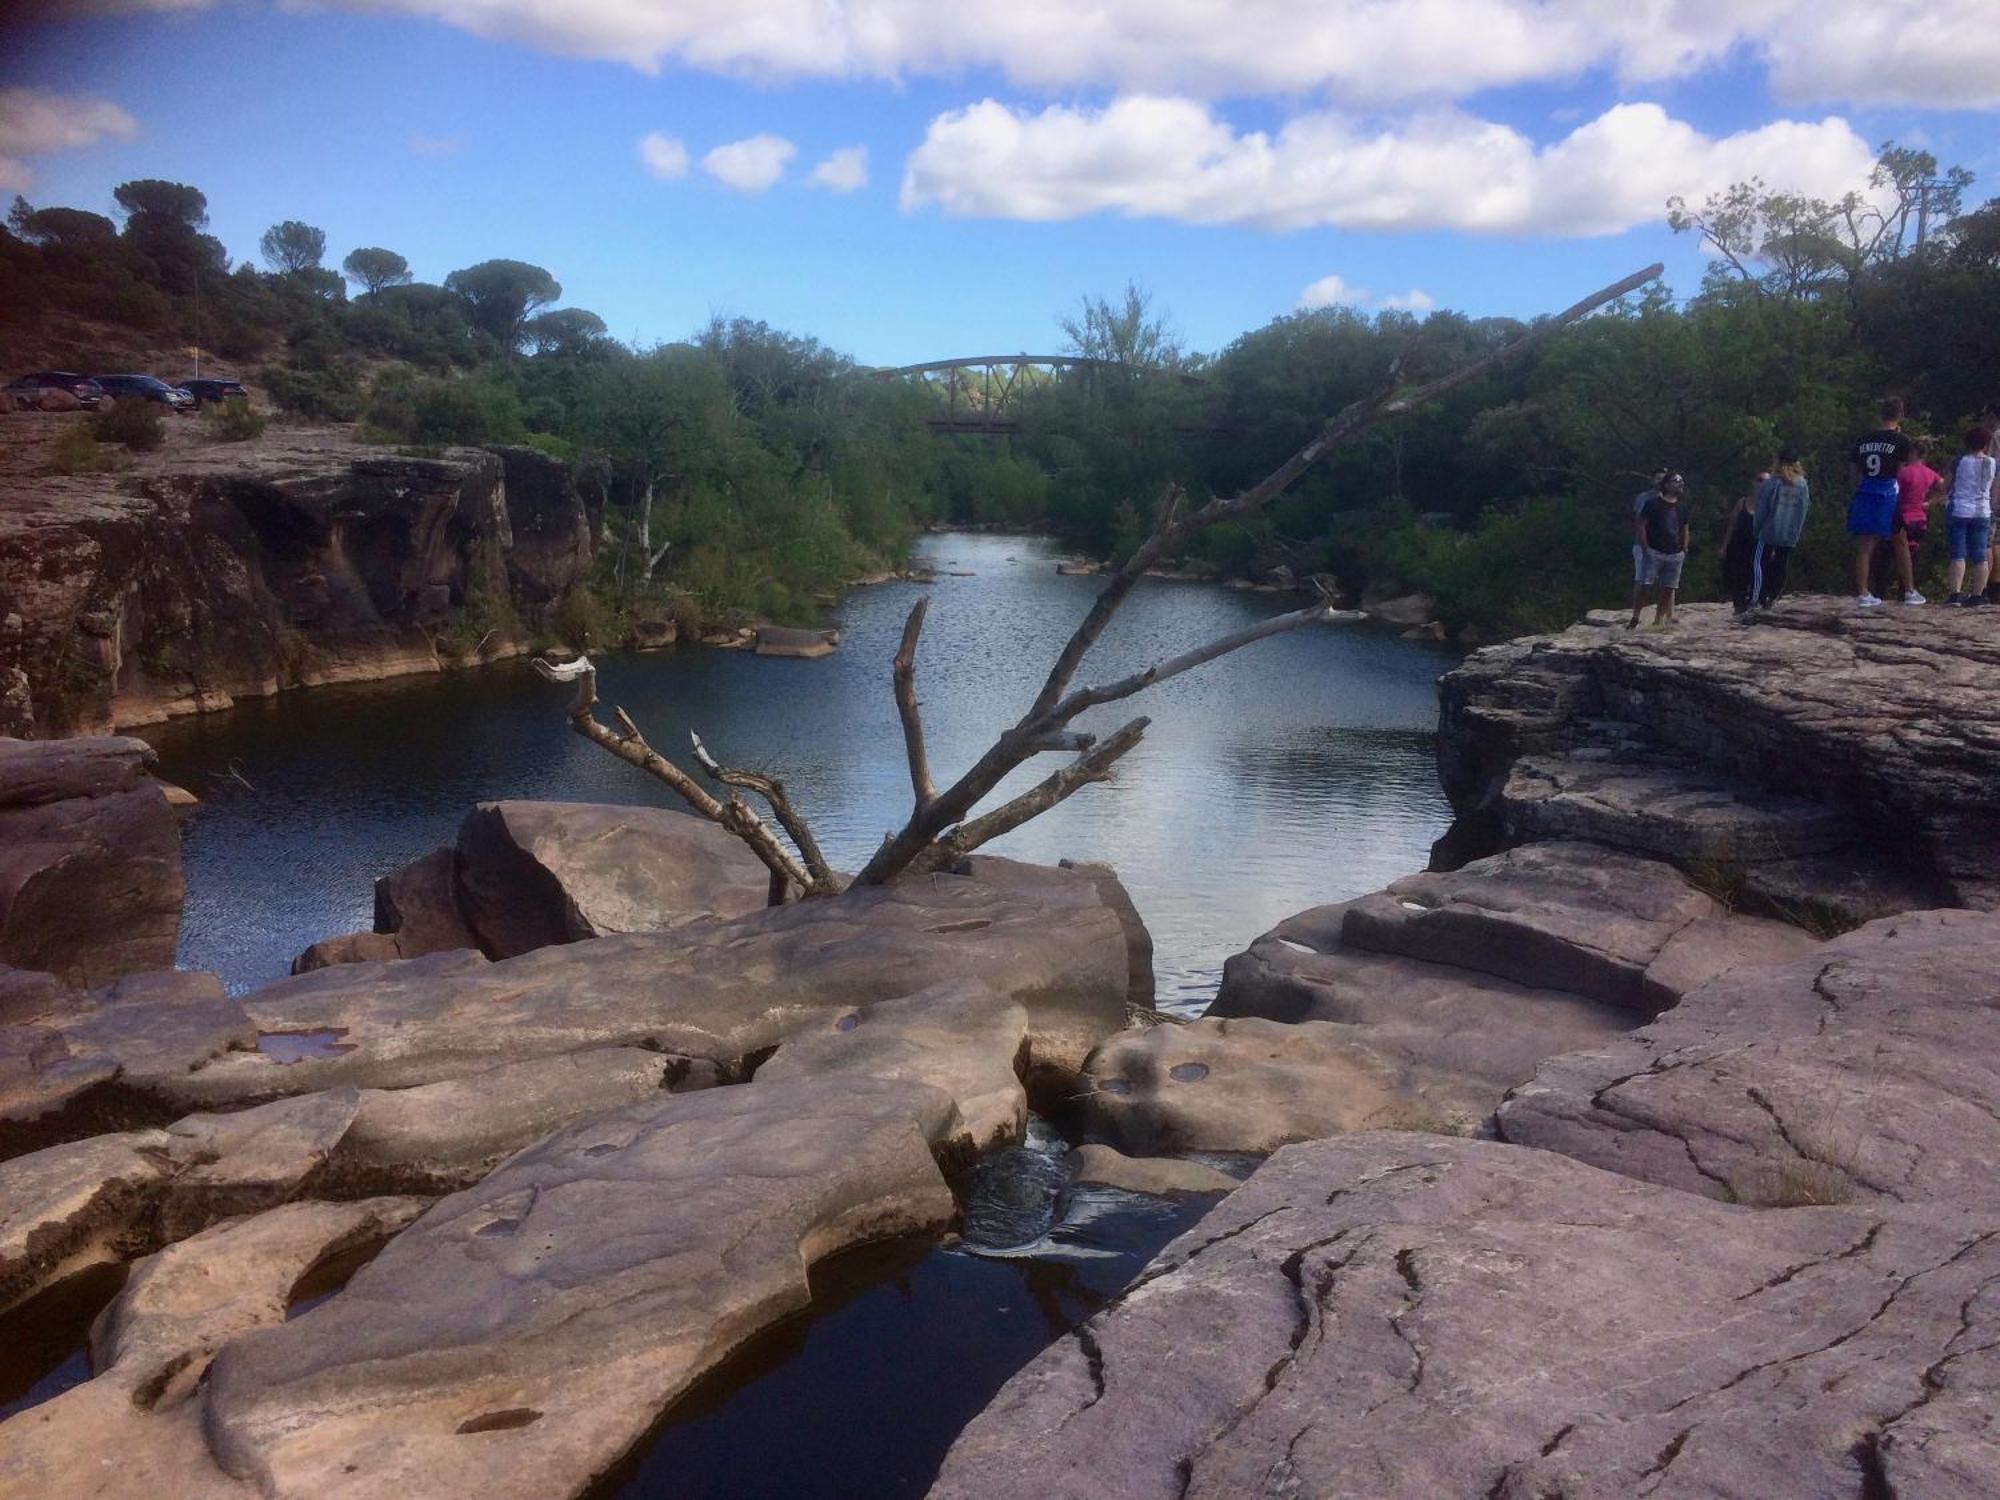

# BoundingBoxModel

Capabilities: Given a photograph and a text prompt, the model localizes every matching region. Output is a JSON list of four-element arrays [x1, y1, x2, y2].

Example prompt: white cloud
[[1298, 274, 1361, 310], [807, 145, 869, 192], [638, 131, 690, 179], [1381, 288, 1437, 312], [701, 134, 796, 192], [110, 1, 2000, 112], [408, 132, 463, 156], [901, 97, 1881, 238], [0, 87, 138, 192]]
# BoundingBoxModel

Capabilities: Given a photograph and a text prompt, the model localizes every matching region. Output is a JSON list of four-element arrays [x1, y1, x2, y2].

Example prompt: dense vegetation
[[5, 142, 1995, 639]]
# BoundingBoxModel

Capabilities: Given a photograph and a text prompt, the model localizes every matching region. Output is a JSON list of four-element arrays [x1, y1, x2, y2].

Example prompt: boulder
[[203, 1076, 961, 1500], [327, 1047, 697, 1193], [928, 1132, 2000, 1500], [756, 983, 1029, 1152], [0, 737, 185, 986], [291, 846, 479, 972], [1362, 591, 1434, 628], [454, 800, 770, 958], [0, 1129, 181, 1310], [147, 862, 1129, 1114], [752, 624, 837, 658], [154, 1092, 362, 1240], [1067, 1144, 1237, 1197], [1498, 908, 2000, 1209], [1082, 1017, 1421, 1153], [1436, 601, 2000, 910], [627, 617, 677, 650], [90, 1196, 428, 1409], [1341, 841, 1818, 1016], [967, 854, 1155, 1011]]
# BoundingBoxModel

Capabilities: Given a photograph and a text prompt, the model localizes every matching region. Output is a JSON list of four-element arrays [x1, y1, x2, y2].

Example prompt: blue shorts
[[1947, 514, 1994, 562], [1847, 480, 1898, 538]]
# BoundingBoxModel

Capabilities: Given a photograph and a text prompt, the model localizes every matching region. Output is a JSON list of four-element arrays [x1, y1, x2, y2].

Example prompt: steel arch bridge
[[868, 353, 1145, 435]]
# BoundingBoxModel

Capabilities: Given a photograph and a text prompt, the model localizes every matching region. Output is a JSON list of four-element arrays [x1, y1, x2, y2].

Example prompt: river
[[147, 531, 1453, 1007], [118, 530, 1453, 1495]]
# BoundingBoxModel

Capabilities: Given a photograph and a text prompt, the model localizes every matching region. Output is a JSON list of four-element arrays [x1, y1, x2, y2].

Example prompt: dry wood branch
[[690, 731, 839, 894], [533, 655, 814, 898], [913, 716, 1150, 873], [892, 598, 937, 815], [1051, 603, 1355, 722], [1026, 730, 1098, 754], [852, 263, 1661, 888]]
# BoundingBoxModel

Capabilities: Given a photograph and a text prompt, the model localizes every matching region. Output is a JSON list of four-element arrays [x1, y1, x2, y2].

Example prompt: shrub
[[204, 397, 265, 442], [362, 369, 524, 447], [92, 398, 166, 451], [262, 362, 361, 421], [47, 425, 117, 474]]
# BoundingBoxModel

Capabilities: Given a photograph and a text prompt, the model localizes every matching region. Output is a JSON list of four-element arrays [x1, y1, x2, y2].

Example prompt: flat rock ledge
[[928, 1131, 2000, 1500]]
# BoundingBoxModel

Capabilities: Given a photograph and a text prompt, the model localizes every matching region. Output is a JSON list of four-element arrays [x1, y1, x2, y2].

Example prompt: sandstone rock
[[0, 1382, 251, 1499], [627, 617, 677, 650], [204, 1076, 960, 1500], [757, 983, 1029, 1152], [969, 854, 1155, 1011], [929, 1132, 2000, 1500], [328, 1047, 691, 1193], [0, 1129, 178, 1310], [1498, 908, 2000, 1209], [90, 1195, 427, 1408], [1342, 841, 1817, 1015], [290, 845, 479, 973], [488, 445, 595, 607], [156, 1092, 361, 1240], [0, 737, 185, 985], [1067, 1144, 1237, 1197], [156, 862, 1128, 1113], [290, 931, 404, 973], [1436, 601, 2000, 910], [1362, 591, 1434, 628], [752, 623, 837, 658], [454, 800, 770, 958], [1083, 1017, 1423, 1152]]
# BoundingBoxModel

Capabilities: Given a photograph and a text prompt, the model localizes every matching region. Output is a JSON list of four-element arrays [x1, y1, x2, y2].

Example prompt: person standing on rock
[[1628, 472, 1689, 629], [1721, 469, 1768, 614], [1627, 469, 1667, 623], [1942, 425, 1995, 607], [1849, 397, 1914, 608], [1751, 447, 1810, 609], [1891, 437, 1945, 604]]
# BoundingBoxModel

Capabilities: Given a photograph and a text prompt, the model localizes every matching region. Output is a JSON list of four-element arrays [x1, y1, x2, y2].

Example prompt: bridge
[[869, 353, 1196, 435]]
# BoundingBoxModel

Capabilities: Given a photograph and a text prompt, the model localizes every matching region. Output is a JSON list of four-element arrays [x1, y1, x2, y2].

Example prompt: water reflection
[[146, 532, 1453, 1003]]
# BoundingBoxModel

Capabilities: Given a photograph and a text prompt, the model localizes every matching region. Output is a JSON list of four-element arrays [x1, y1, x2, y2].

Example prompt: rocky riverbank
[[0, 422, 599, 736], [1, 594, 1995, 1498]]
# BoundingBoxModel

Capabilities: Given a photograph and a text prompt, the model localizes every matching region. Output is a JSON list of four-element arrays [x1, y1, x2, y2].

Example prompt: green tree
[[443, 258, 561, 347], [260, 220, 327, 273], [8, 198, 118, 250], [342, 246, 412, 295], [522, 307, 609, 358], [112, 178, 223, 294]]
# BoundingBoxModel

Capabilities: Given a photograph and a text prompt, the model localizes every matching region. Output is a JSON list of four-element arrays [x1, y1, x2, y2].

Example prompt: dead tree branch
[[690, 731, 840, 894], [533, 655, 824, 900], [892, 598, 938, 816]]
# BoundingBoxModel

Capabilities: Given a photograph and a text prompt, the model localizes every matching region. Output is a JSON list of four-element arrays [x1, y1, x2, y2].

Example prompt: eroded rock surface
[[1499, 908, 2000, 1208], [0, 737, 184, 986], [929, 1132, 2000, 1500], [1067, 1144, 1238, 1197], [204, 1075, 960, 1500]]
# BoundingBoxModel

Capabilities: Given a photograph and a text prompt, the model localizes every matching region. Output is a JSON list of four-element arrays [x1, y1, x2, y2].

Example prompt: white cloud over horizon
[[701, 133, 796, 193], [0, 87, 139, 193], [901, 97, 1882, 238], [638, 131, 690, 179], [1298, 274, 1437, 313], [807, 145, 869, 192], [99, 0, 2000, 111]]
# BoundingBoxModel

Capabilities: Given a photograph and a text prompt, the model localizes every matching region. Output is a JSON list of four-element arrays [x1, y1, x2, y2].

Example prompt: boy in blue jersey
[[1849, 397, 1913, 607]]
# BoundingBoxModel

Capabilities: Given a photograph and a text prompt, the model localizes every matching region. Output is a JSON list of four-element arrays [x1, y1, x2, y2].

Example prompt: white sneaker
[[1857, 593, 1883, 607], [1902, 590, 1927, 605]]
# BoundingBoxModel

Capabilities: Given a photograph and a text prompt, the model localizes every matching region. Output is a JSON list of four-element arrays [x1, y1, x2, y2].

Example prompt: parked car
[[92, 374, 197, 412], [4, 371, 104, 410], [180, 378, 250, 407]]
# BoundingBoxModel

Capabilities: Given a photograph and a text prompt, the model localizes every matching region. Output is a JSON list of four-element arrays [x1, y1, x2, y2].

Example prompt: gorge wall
[[0, 428, 601, 736]]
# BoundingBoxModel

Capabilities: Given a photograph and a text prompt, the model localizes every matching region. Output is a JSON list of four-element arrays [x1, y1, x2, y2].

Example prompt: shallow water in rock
[[604, 1119, 1220, 1500], [147, 531, 1453, 1009]]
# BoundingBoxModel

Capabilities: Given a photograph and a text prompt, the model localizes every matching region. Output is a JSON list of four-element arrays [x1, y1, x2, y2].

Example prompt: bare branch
[[534, 655, 814, 897], [914, 717, 1150, 872], [892, 598, 937, 814], [690, 731, 840, 894], [1026, 730, 1098, 754], [1051, 603, 1357, 722]]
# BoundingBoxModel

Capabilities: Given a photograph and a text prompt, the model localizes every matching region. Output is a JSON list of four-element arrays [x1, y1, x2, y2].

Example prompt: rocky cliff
[[0, 425, 599, 736]]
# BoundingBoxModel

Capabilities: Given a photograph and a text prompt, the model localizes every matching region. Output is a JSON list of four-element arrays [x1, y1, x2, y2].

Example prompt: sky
[[1, 0, 1997, 366]]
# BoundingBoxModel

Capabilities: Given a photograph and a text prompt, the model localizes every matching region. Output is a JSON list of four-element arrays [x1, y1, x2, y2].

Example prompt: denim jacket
[[1753, 474, 1810, 549]]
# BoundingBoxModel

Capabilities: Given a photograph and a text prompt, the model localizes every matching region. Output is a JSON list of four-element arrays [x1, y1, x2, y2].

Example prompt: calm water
[[147, 531, 1452, 1009]]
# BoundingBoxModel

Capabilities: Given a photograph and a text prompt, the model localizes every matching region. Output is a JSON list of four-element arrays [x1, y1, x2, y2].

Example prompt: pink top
[[1895, 462, 1942, 526]]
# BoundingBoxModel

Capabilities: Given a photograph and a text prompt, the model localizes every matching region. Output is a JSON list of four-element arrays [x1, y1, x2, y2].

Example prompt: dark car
[[180, 378, 250, 407], [92, 374, 196, 412], [4, 371, 104, 410]]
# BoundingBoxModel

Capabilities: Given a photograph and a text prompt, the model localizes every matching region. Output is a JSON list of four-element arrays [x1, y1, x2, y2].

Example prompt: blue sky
[[3, 1, 1996, 366]]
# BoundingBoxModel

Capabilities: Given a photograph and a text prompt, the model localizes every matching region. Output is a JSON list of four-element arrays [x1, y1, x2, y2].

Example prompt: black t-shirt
[[1852, 428, 1912, 482], [1639, 493, 1688, 554]]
